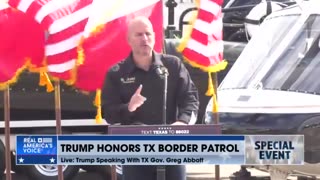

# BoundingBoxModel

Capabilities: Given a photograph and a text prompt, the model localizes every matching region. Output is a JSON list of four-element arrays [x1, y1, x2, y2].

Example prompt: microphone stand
[[162, 68, 168, 125], [156, 66, 169, 180]]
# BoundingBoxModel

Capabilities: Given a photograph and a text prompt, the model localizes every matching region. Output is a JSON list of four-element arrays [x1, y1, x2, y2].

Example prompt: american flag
[[177, 0, 226, 72], [8, 0, 94, 82], [6, 0, 163, 90], [177, 0, 225, 113]]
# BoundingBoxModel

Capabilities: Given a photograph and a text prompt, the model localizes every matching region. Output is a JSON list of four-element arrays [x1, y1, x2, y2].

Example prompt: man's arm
[[101, 71, 134, 125], [175, 60, 200, 125]]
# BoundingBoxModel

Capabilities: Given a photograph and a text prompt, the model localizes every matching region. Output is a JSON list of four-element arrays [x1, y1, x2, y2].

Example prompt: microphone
[[154, 65, 169, 77], [153, 66, 168, 180], [154, 65, 163, 76]]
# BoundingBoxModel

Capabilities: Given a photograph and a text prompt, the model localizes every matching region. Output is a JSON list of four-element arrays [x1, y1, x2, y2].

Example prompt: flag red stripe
[[182, 47, 211, 66], [184, 47, 223, 66], [190, 28, 208, 45], [25, 0, 52, 19], [40, 0, 93, 29], [40, 16, 54, 30], [46, 18, 88, 44], [197, 8, 214, 23], [46, 47, 77, 64], [211, 0, 223, 6]]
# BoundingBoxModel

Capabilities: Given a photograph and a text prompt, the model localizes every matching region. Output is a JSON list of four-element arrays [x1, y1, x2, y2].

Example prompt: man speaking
[[101, 16, 199, 180]]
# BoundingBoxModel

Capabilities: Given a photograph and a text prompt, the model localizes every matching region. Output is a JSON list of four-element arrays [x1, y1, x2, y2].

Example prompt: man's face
[[128, 22, 155, 56]]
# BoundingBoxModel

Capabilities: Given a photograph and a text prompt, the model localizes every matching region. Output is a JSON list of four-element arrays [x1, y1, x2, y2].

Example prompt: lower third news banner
[[15, 135, 304, 165]]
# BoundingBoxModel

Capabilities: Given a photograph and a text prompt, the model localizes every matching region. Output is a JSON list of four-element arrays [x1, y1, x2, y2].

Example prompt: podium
[[107, 124, 221, 180]]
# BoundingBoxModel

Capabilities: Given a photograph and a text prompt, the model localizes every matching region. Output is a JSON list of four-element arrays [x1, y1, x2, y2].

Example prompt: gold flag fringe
[[39, 72, 54, 92], [207, 72, 218, 113], [94, 89, 103, 124], [205, 72, 214, 96], [0, 59, 31, 90], [0, 58, 54, 92], [212, 88, 219, 113]]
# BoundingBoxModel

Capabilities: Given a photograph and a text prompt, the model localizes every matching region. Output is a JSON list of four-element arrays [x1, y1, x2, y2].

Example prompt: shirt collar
[[124, 51, 164, 73]]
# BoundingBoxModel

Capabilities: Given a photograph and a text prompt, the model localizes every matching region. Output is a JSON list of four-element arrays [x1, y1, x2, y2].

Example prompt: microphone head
[[154, 65, 169, 77], [154, 66, 163, 76], [161, 66, 169, 75]]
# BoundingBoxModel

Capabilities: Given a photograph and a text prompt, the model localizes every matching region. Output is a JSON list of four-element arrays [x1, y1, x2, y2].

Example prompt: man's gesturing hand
[[128, 84, 146, 112]]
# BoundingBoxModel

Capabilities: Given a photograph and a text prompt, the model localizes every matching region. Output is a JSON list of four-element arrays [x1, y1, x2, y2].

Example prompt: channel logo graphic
[[245, 135, 304, 165]]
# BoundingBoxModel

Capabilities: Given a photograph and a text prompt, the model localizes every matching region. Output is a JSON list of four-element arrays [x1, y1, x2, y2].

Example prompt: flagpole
[[54, 80, 64, 180], [4, 86, 12, 180], [212, 73, 220, 180]]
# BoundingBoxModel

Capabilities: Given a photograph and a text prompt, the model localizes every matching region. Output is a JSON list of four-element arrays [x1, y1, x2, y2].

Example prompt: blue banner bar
[[16, 155, 58, 165]]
